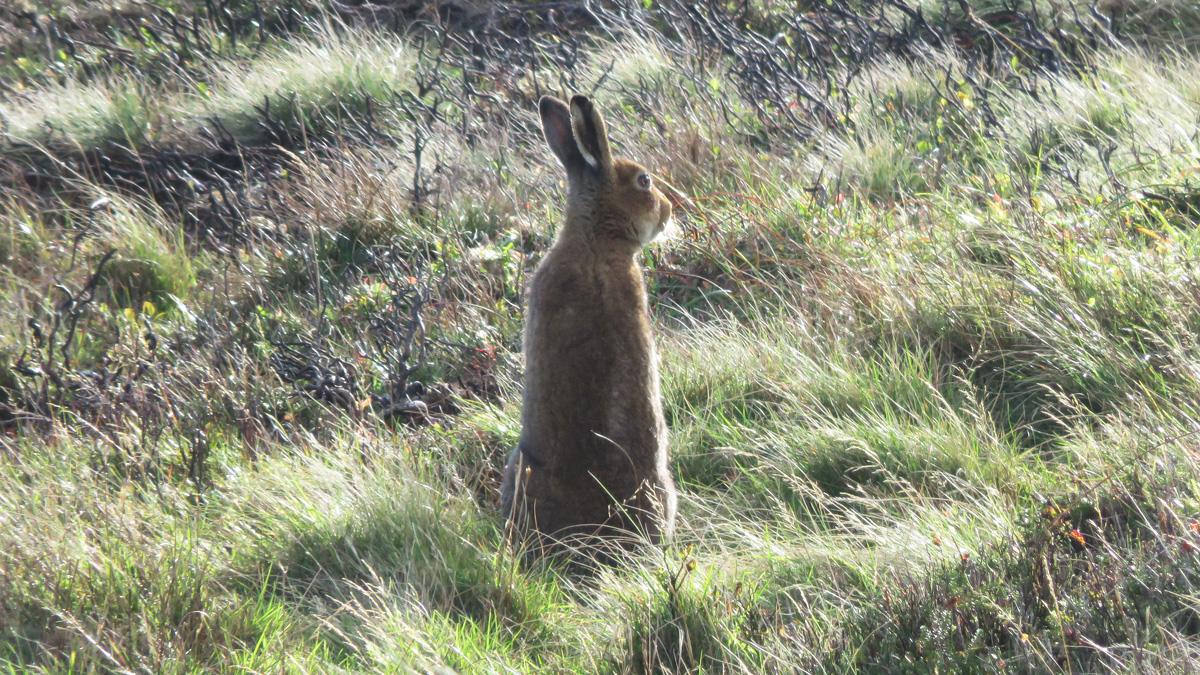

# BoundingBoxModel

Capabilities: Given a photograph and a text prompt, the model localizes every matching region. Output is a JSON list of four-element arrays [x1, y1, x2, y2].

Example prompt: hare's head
[[539, 95, 672, 246]]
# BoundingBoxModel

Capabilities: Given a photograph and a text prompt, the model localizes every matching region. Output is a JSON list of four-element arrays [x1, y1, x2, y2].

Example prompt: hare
[[500, 94, 677, 558]]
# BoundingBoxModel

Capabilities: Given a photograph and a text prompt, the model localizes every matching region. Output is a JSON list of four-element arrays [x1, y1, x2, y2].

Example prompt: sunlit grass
[[191, 27, 416, 144], [0, 78, 151, 149], [1, 26, 414, 152]]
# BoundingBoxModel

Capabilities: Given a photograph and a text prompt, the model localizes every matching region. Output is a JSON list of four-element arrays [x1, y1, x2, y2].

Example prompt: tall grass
[[1, 25, 414, 151], [0, 78, 152, 149], [192, 27, 416, 144]]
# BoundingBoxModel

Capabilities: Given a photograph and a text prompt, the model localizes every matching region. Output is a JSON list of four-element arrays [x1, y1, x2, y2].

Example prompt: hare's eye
[[636, 173, 652, 191]]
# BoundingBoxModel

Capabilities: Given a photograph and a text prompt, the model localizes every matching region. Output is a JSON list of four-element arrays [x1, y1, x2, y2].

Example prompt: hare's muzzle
[[656, 197, 673, 235]]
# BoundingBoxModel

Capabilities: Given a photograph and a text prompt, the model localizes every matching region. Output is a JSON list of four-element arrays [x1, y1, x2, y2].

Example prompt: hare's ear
[[540, 95, 585, 172], [569, 95, 613, 172]]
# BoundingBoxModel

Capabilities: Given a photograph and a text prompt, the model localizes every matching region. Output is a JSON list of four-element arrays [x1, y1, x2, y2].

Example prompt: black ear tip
[[540, 95, 567, 114], [569, 94, 593, 112]]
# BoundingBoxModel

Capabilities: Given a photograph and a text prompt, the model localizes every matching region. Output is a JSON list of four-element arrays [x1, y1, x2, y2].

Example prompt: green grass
[[0, 25, 414, 151], [2, 1, 1200, 672]]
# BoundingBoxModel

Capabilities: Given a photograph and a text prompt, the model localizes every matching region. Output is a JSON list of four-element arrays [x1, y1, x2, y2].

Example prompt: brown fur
[[500, 95, 677, 558]]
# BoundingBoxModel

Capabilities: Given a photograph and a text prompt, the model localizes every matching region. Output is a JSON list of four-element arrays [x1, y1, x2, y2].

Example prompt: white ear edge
[[569, 99, 600, 169], [575, 141, 599, 169]]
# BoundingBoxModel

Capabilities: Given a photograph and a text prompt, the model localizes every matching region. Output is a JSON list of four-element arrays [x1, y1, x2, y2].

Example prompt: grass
[[0, 25, 414, 151], [0, 77, 152, 150], [192, 27, 416, 145], [2, 0, 1200, 672]]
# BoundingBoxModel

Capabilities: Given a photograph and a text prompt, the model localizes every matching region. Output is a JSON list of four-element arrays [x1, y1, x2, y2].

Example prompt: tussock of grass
[[587, 36, 677, 96], [192, 28, 416, 145], [0, 78, 151, 149], [89, 192, 197, 307], [0, 199, 50, 277], [1, 26, 414, 152]]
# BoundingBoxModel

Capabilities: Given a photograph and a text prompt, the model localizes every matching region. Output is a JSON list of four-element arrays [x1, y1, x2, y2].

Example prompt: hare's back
[[525, 257, 622, 374]]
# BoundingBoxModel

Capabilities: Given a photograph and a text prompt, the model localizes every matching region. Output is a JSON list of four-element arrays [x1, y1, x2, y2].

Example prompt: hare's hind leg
[[627, 477, 677, 544], [499, 445, 520, 518]]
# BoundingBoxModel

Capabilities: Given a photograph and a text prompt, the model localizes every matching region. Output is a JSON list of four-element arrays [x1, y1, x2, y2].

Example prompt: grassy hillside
[[2, 0, 1200, 671]]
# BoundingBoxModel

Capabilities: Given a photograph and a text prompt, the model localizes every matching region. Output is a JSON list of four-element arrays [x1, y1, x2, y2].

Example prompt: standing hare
[[500, 94, 677, 558]]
